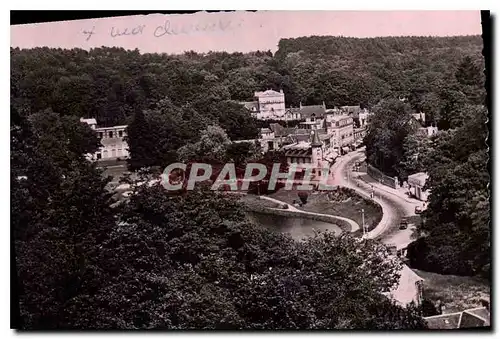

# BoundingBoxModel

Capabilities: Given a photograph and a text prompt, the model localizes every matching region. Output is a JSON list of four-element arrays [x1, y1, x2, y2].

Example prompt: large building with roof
[[80, 118, 129, 161], [424, 305, 490, 329], [240, 89, 287, 120]]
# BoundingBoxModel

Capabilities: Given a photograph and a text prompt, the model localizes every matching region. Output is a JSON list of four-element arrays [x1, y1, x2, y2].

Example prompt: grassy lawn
[[268, 188, 382, 230], [239, 194, 282, 210], [413, 269, 490, 313]]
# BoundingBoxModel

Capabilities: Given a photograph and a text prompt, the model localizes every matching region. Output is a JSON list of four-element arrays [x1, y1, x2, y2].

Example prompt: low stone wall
[[245, 204, 353, 233], [367, 164, 400, 189]]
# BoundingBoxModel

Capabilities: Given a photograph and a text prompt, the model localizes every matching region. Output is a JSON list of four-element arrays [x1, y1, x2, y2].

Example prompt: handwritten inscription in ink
[[111, 25, 146, 38], [82, 18, 242, 41], [154, 19, 234, 37], [82, 26, 96, 41]]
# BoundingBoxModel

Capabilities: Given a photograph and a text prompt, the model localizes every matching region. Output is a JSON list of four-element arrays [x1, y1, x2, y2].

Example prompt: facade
[[326, 114, 355, 154], [282, 130, 333, 183], [241, 89, 286, 120], [407, 172, 429, 201], [358, 110, 371, 128], [80, 118, 129, 161], [383, 264, 424, 307], [418, 125, 439, 137], [232, 128, 281, 154]]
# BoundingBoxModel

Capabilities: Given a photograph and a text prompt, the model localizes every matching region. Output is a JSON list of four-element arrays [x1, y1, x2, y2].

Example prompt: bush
[[421, 298, 440, 317], [298, 192, 309, 205]]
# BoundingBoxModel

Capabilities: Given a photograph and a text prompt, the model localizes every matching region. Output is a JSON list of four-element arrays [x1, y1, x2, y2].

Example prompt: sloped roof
[[260, 128, 273, 134], [425, 313, 462, 330], [290, 134, 312, 143], [311, 130, 322, 147], [299, 105, 326, 119], [341, 105, 361, 113], [466, 307, 490, 323], [424, 307, 490, 329], [80, 118, 97, 125], [255, 89, 283, 97], [407, 172, 428, 186], [269, 123, 284, 134], [384, 264, 424, 307]]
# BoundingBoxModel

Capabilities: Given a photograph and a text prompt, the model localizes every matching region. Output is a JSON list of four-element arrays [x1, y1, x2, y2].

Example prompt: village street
[[330, 148, 423, 249]]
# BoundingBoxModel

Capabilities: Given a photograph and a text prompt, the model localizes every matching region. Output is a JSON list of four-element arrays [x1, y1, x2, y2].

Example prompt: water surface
[[247, 211, 342, 241]]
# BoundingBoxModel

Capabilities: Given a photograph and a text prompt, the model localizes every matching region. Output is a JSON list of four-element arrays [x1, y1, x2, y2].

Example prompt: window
[[96, 153, 102, 159], [119, 130, 123, 138], [98, 132, 103, 139], [108, 131, 113, 138]]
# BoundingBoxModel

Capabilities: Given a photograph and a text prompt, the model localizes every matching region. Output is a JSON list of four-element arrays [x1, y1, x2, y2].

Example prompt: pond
[[246, 211, 342, 241]]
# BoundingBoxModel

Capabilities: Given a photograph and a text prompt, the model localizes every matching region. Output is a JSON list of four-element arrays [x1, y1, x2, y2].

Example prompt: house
[[412, 112, 426, 126], [383, 264, 424, 307], [424, 305, 490, 329], [297, 102, 327, 120], [407, 172, 429, 201], [240, 89, 286, 120], [80, 118, 97, 129], [281, 130, 333, 183], [325, 113, 354, 155], [80, 118, 129, 161], [418, 125, 439, 137], [358, 109, 372, 128]]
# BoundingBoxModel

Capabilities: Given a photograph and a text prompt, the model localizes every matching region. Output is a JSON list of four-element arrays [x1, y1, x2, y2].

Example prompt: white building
[[241, 89, 286, 120], [80, 118, 129, 161], [325, 114, 354, 155], [407, 172, 429, 201], [383, 264, 424, 307]]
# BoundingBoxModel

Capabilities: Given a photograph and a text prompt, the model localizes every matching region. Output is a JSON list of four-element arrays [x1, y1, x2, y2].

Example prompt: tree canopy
[[11, 34, 488, 329]]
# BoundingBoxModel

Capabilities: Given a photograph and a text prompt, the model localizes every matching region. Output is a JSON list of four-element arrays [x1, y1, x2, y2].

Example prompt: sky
[[10, 11, 483, 54]]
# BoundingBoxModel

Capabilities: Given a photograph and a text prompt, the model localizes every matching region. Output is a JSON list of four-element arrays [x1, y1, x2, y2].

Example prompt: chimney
[[322, 101, 326, 109], [280, 89, 283, 94], [299, 101, 302, 109]]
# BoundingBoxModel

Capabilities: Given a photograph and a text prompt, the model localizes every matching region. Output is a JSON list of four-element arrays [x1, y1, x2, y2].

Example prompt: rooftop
[[255, 89, 283, 97], [80, 118, 97, 125], [95, 125, 128, 131], [329, 114, 352, 122], [424, 307, 490, 329]]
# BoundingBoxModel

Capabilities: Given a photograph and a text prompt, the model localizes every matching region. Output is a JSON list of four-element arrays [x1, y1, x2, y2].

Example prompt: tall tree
[[126, 107, 157, 171], [364, 99, 416, 177]]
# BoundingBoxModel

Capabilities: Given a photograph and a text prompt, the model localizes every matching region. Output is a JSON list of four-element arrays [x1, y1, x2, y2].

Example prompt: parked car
[[415, 206, 423, 214], [399, 219, 409, 230]]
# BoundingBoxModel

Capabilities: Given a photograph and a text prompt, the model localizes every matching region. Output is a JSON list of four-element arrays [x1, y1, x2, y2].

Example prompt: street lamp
[[361, 209, 365, 236]]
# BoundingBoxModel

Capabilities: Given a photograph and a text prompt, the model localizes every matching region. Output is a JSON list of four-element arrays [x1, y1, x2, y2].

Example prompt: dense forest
[[11, 35, 489, 329], [11, 107, 426, 329]]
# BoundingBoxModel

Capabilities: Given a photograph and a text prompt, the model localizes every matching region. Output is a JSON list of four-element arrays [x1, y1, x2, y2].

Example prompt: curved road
[[330, 148, 423, 249]]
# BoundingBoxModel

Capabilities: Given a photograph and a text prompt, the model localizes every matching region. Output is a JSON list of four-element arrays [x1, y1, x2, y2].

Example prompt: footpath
[[357, 174, 423, 206], [258, 196, 361, 233]]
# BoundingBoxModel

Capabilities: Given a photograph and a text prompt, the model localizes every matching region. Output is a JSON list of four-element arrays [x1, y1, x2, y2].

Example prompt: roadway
[[330, 148, 423, 249]]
